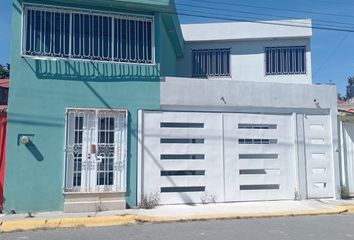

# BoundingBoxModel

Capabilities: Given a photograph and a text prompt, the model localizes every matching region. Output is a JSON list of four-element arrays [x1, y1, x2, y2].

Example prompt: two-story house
[[4, 0, 339, 213]]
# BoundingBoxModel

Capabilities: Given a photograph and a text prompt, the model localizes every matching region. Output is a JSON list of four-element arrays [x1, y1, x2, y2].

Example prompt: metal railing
[[23, 6, 154, 64], [265, 46, 306, 75], [192, 48, 231, 78]]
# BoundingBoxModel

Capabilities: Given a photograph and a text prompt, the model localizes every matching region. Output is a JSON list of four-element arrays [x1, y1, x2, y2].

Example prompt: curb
[[1, 206, 353, 233]]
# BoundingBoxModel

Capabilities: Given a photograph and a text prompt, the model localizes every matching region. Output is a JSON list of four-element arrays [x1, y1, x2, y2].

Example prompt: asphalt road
[[2, 214, 354, 240]]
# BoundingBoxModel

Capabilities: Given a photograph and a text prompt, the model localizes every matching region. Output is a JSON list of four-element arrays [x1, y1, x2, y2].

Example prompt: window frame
[[264, 46, 307, 76], [191, 48, 231, 78], [21, 3, 156, 65]]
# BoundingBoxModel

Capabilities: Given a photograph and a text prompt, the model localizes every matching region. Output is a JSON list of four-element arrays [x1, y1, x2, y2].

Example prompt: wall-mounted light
[[20, 136, 30, 145], [17, 134, 34, 146], [220, 97, 227, 105], [314, 99, 321, 109]]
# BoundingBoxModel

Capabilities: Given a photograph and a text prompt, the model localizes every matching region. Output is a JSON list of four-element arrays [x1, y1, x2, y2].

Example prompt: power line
[[313, 33, 351, 77], [177, 0, 354, 19], [157, 8, 354, 34], [175, 2, 354, 30]]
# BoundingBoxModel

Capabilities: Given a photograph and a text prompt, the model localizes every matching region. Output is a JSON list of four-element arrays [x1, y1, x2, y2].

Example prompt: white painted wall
[[181, 19, 312, 42], [177, 38, 312, 84], [161, 77, 336, 111]]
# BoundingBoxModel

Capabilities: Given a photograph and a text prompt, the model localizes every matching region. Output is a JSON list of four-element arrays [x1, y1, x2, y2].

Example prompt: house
[[138, 20, 339, 205], [4, 0, 339, 213]]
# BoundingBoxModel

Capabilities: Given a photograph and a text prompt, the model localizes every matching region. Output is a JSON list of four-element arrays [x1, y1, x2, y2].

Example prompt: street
[[2, 214, 354, 240]]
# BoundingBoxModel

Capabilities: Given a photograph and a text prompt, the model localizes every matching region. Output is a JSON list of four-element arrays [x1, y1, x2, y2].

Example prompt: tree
[[348, 76, 354, 86], [0, 63, 10, 79], [338, 93, 345, 101], [346, 76, 354, 100]]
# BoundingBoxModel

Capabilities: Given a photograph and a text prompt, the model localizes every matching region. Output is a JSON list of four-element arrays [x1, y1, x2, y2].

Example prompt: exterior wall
[[161, 78, 334, 111], [159, 16, 177, 77], [181, 19, 312, 42], [4, 0, 178, 212], [177, 38, 312, 84]]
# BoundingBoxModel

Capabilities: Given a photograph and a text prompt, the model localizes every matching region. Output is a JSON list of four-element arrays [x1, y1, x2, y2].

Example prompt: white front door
[[65, 109, 128, 193], [304, 115, 334, 198]]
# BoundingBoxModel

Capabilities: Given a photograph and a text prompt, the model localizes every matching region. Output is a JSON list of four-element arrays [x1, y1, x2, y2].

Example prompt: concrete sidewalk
[[1, 199, 354, 233]]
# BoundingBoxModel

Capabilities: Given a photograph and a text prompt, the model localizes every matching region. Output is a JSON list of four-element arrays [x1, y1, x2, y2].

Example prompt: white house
[[138, 19, 340, 205]]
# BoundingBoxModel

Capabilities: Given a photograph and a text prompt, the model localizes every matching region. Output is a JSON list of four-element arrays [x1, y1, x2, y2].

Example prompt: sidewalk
[[1, 199, 354, 233]]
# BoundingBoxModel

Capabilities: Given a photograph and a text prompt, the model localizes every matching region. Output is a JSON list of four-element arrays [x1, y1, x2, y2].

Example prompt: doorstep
[[63, 192, 126, 213]]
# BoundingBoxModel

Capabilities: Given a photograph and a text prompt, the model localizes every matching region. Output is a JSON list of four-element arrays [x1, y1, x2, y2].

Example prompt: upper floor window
[[265, 46, 306, 75], [23, 6, 154, 64], [192, 48, 230, 78]]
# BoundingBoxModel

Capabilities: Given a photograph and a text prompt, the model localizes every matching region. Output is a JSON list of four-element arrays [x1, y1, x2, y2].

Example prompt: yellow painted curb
[[134, 208, 343, 223], [335, 206, 354, 213], [0, 215, 136, 233], [1, 207, 353, 233]]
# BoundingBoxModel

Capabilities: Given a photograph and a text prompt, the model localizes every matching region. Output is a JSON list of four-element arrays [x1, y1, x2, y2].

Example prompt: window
[[192, 48, 230, 77], [23, 6, 154, 64], [265, 46, 306, 75]]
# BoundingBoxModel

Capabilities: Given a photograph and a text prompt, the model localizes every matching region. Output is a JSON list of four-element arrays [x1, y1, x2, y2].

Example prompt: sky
[[0, 0, 353, 95]]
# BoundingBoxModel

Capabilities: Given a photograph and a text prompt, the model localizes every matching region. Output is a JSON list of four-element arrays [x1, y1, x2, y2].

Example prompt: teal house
[[5, 0, 184, 212], [6, 0, 341, 213]]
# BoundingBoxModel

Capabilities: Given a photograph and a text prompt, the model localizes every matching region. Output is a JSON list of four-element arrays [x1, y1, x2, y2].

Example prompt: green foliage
[[0, 63, 10, 79], [340, 185, 350, 200], [348, 76, 354, 86]]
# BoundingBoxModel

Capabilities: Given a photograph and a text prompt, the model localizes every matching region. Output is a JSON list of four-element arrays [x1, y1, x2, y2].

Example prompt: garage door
[[139, 111, 224, 204], [139, 111, 298, 204], [224, 113, 296, 201]]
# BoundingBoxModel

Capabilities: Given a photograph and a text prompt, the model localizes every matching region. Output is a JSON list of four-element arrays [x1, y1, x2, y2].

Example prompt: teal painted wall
[[4, 0, 178, 212], [160, 17, 178, 77]]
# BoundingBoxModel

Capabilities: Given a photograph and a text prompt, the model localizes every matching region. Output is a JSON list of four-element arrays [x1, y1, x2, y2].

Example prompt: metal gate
[[224, 113, 296, 201], [64, 109, 127, 193], [342, 122, 354, 194], [139, 111, 298, 204], [304, 115, 334, 198]]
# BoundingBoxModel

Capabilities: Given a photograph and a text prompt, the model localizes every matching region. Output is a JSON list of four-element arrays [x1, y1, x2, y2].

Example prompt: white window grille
[[65, 109, 127, 193], [265, 46, 306, 75], [192, 48, 230, 78], [23, 5, 154, 64]]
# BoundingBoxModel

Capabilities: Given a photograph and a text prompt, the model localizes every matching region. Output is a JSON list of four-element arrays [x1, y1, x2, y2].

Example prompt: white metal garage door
[[139, 111, 224, 204], [139, 111, 299, 204], [224, 113, 296, 201]]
